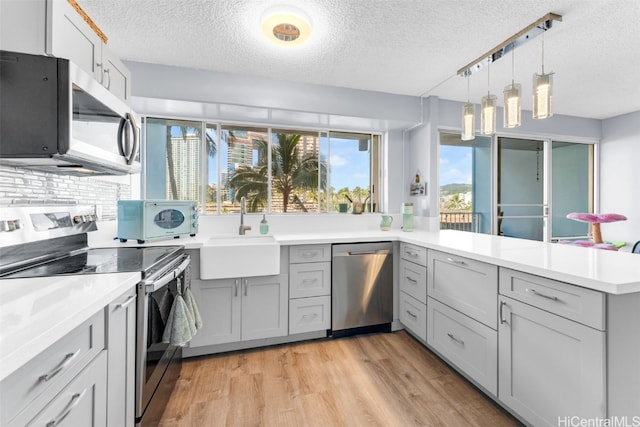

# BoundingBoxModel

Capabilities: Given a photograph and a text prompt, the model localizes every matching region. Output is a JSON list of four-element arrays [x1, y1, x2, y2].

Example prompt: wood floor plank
[[158, 331, 520, 426]]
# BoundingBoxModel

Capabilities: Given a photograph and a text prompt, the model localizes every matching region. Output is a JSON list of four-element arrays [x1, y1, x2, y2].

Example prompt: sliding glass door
[[496, 138, 546, 241], [439, 132, 595, 243]]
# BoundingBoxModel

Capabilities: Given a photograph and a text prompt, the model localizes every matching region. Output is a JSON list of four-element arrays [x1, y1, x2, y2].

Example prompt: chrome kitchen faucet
[[239, 196, 252, 235]]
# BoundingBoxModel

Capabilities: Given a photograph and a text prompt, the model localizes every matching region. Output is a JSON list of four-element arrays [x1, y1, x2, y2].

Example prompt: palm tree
[[229, 133, 326, 212]]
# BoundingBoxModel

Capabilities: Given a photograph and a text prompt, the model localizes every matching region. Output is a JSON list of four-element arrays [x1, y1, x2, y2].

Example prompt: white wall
[[600, 111, 640, 245]]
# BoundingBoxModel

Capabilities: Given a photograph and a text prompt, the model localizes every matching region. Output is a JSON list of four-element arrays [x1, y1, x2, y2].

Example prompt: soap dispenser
[[260, 214, 269, 235]]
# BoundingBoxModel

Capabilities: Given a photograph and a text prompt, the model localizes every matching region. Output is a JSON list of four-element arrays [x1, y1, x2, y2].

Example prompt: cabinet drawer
[[399, 258, 427, 304], [428, 250, 498, 329], [499, 268, 605, 330], [289, 296, 331, 334], [290, 244, 331, 263], [427, 297, 497, 395], [399, 292, 427, 342], [1, 309, 105, 425], [400, 242, 427, 266], [11, 351, 108, 427], [289, 262, 331, 298]]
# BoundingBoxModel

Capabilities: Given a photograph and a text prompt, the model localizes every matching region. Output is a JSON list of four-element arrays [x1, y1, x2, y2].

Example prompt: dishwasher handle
[[347, 249, 390, 256]]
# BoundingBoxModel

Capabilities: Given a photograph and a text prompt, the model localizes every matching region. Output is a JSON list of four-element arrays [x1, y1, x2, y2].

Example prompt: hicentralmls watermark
[[558, 416, 640, 427]]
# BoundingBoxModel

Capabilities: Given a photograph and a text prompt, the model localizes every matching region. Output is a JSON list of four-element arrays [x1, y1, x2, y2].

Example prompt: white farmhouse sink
[[200, 235, 280, 279]]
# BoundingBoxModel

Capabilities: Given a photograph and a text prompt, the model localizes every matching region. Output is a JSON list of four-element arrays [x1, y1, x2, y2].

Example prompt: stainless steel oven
[[135, 252, 190, 426], [0, 204, 192, 426]]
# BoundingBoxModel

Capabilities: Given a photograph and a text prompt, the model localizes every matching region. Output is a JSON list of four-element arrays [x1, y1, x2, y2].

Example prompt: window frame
[[142, 116, 383, 215]]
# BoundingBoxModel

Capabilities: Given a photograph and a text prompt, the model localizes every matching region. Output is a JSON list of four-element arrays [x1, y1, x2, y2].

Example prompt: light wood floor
[[159, 331, 520, 426]]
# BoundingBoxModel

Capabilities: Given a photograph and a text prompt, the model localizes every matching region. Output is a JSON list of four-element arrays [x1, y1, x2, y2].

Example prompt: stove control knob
[[73, 215, 83, 224]]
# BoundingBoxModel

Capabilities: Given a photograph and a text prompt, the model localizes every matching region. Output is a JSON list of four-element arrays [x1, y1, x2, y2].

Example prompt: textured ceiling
[[77, 0, 640, 120]]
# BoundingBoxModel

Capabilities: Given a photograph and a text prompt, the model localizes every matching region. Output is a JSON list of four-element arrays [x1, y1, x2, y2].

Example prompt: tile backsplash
[[0, 165, 130, 220]]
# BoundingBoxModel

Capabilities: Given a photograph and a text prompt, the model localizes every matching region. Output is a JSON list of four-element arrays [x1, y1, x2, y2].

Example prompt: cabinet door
[[289, 295, 331, 334], [428, 250, 497, 328], [399, 258, 427, 304], [427, 297, 497, 395], [106, 290, 136, 427], [14, 351, 108, 427], [398, 291, 427, 342], [101, 45, 131, 102], [189, 278, 241, 347], [498, 296, 606, 426], [289, 262, 331, 298], [242, 275, 288, 341], [46, 0, 102, 81]]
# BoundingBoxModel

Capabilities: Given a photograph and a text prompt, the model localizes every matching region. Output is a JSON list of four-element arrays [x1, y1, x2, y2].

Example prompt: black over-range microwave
[[0, 50, 140, 176]]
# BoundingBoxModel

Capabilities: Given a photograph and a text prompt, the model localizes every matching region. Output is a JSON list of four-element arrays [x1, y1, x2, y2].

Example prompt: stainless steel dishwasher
[[332, 242, 393, 334]]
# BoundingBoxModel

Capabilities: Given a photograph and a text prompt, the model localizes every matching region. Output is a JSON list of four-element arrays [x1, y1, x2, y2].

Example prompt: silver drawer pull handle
[[116, 295, 136, 309], [525, 288, 558, 301], [234, 279, 239, 297], [406, 310, 418, 319], [302, 251, 317, 257], [499, 300, 507, 324], [302, 313, 318, 319], [39, 349, 81, 382], [244, 279, 248, 296], [301, 278, 318, 284], [446, 257, 466, 265], [405, 250, 418, 257], [447, 333, 465, 346], [406, 276, 417, 283], [46, 388, 87, 427]]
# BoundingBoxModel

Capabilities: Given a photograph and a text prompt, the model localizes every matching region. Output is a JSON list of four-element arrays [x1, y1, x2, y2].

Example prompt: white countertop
[[0, 272, 140, 382], [106, 228, 640, 294]]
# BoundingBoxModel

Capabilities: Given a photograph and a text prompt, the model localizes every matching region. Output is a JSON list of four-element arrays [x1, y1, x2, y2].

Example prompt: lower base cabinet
[[399, 291, 427, 341], [11, 351, 108, 427], [427, 297, 497, 395], [189, 274, 288, 347], [498, 296, 606, 426], [289, 295, 331, 334]]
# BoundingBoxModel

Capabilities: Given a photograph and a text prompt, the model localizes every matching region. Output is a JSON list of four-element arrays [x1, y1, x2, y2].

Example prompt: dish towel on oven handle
[[163, 277, 201, 346]]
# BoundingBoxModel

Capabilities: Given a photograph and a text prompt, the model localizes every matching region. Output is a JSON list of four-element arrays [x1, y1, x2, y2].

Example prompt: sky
[[440, 145, 472, 186]]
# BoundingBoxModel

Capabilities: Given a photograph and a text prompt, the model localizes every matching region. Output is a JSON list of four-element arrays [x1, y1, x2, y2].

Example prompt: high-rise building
[[166, 133, 200, 201]]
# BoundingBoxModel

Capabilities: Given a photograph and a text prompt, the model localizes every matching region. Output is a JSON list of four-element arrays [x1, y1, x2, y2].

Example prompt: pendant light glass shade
[[533, 72, 553, 119], [503, 82, 521, 128], [461, 102, 475, 141], [481, 94, 497, 135]]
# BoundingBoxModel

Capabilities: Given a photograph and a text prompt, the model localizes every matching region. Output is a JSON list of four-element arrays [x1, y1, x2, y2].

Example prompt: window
[[144, 118, 381, 214], [328, 132, 380, 213], [144, 118, 203, 208]]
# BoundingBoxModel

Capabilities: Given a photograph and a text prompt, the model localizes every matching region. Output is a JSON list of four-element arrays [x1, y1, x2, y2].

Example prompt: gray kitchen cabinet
[[0, 0, 131, 102], [106, 289, 137, 427], [498, 295, 606, 426], [398, 243, 428, 341], [0, 310, 105, 426], [427, 297, 497, 395], [398, 291, 427, 341], [288, 244, 331, 334], [10, 351, 108, 427], [189, 274, 288, 347], [427, 250, 498, 328]]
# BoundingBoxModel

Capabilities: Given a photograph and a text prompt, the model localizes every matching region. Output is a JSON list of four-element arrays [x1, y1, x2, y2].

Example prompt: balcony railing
[[440, 211, 480, 233]]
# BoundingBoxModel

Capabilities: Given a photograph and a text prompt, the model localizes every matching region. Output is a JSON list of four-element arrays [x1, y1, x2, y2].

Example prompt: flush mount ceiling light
[[261, 8, 312, 47]]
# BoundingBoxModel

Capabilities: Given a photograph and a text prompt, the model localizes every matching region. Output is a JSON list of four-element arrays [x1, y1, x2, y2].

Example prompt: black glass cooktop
[[2, 246, 183, 279]]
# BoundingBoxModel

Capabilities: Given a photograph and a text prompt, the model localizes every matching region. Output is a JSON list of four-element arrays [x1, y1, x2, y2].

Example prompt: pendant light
[[533, 31, 554, 119], [461, 77, 475, 141], [503, 43, 521, 128], [481, 61, 496, 135]]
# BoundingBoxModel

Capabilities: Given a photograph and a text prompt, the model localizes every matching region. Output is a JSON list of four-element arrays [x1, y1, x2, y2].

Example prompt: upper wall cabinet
[[0, 0, 131, 103]]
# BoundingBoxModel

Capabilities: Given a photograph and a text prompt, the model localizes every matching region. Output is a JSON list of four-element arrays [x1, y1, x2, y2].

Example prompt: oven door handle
[[143, 255, 190, 293]]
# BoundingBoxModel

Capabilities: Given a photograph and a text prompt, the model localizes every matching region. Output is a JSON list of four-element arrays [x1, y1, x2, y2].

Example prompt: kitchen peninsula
[[2, 229, 639, 426]]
